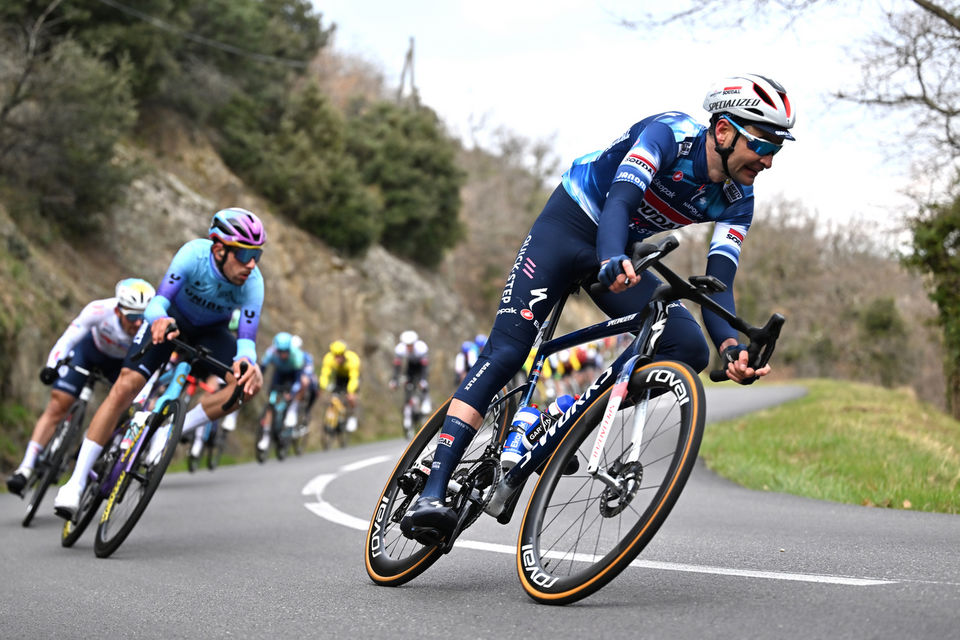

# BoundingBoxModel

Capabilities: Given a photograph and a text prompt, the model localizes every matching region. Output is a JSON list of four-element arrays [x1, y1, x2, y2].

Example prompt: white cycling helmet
[[703, 73, 795, 140], [115, 278, 155, 312], [400, 330, 418, 346]]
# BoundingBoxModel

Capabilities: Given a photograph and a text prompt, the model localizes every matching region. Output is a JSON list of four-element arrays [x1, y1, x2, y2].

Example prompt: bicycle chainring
[[450, 457, 501, 531]]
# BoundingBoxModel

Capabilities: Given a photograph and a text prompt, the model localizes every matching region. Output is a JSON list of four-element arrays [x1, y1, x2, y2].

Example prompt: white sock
[[181, 404, 213, 437], [190, 434, 204, 457], [19, 441, 44, 471], [221, 413, 237, 432], [69, 438, 104, 491]]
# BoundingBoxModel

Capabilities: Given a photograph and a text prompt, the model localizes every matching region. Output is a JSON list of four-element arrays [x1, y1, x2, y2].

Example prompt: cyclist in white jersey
[[5, 279, 155, 496]]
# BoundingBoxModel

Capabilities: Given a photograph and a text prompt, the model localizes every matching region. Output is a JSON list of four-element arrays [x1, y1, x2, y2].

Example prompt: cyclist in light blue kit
[[401, 73, 796, 544], [54, 208, 267, 516], [256, 331, 312, 453]]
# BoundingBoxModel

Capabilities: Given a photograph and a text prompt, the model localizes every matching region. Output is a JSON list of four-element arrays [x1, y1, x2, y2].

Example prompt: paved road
[[2, 384, 958, 639]]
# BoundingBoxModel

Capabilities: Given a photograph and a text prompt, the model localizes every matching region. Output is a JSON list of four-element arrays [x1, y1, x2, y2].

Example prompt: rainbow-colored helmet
[[208, 207, 266, 248]]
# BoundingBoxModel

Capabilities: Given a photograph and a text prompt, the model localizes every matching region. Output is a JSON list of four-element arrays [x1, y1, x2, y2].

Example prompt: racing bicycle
[[21, 361, 108, 527], [365, 235, 784, 605], [256, 383, 299, 462], [400, 379, 428, 440], [59, 327, 245, 557], [321, 390, 349, 450], [187, 416, 227, 472]]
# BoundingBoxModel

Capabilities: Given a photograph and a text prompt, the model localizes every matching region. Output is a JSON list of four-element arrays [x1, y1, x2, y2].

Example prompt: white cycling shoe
[[53, 482, 82, 519]]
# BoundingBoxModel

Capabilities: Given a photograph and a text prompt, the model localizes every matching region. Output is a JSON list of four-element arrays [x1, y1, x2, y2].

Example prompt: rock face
[[1, 113, 550, 447]]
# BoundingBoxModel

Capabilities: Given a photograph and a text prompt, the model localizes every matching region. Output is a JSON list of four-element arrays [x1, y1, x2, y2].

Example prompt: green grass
[[700, 379, 960, 514]]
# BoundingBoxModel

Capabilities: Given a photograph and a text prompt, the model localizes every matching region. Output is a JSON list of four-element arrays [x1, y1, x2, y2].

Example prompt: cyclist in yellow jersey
[[319, 340, 361, 432]]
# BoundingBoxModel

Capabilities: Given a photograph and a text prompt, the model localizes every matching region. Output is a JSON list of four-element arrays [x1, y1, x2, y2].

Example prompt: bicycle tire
[[23, 401, 85, 527], [61, 427, 125, 547], [93, 400, 184, 558], [208, 429, 225, 471], [517, 361, 705, 605], [365, 392, 512, 587]]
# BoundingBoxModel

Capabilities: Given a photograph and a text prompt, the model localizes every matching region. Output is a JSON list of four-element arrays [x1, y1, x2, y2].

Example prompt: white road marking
[[303, 455, 897, 587]]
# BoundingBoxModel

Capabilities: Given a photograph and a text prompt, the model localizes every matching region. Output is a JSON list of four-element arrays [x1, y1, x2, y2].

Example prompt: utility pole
[[397, 36, 419, 107]]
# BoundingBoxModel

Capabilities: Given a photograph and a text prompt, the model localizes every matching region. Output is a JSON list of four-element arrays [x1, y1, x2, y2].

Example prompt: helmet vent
[[752, 83, 775, 108]]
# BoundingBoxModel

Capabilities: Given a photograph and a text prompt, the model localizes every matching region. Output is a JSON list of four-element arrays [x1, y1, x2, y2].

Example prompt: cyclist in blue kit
[[54, 207, 268, 516], [401, 73, 796, 544]]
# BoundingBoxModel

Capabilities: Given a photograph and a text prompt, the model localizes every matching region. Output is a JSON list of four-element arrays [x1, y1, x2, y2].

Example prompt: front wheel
[[517, 361, 705, 605], [93, 401, 184, 558], [365, 392, 512, 587], [23, 401, 85, 527]]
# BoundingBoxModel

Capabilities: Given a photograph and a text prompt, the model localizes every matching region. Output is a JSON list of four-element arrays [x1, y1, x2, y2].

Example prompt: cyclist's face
[[716, 120, 780, 186], [217, 243, 257, 285], [115, 307, 143, 336]]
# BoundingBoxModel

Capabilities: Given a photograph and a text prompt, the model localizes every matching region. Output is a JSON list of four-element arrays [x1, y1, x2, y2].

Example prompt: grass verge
[[700, 379, 960, 514]]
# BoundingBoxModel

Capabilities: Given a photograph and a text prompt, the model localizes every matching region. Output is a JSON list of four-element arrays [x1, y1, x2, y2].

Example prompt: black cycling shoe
[[6, 471, 29, 498], [400, 496, 458, 546]]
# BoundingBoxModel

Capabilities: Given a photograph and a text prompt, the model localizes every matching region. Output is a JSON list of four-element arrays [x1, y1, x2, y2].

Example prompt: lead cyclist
[[401, 73, 796, 545]]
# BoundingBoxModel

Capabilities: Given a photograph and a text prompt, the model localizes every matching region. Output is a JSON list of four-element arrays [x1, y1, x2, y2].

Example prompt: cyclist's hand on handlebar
[[599, 255, 638, 293], [151, 317, 179, 344], [234, 358, 262, 397], [720, 342, 771, 384]]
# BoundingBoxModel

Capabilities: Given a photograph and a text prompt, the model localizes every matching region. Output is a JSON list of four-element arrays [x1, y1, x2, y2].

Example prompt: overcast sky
[[314, 1, 916, 241]]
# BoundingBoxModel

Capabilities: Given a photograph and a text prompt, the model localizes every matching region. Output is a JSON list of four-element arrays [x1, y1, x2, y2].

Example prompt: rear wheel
[[207, 427, 225, 471], [93, 401, 184, 558], [23, 401, 85, 527], [517, 361, 705, 605], [365, 392, 512, 587]]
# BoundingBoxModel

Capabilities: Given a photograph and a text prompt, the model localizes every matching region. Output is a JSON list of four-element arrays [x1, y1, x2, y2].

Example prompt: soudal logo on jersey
[[723, 180, 743, 202], [636, 189, 697, 231], [707, 98, 760, 111], [726, 229, 744, 247], [625, 153, 656, 175]]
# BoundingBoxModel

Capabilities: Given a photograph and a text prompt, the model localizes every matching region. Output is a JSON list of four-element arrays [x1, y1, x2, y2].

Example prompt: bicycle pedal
[[405, 525, 447, 549]]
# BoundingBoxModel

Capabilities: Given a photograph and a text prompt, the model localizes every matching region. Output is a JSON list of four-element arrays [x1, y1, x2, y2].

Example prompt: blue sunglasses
[[722, 117, 783, 157], [119, 308, 145, 321], [230, 247, 263, 264]]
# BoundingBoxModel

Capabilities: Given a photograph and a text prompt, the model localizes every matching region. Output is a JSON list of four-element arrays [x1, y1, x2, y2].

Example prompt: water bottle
[[548, 394, 576, 419], [523, 394, 576, 449], [500, 406, 542, 472]]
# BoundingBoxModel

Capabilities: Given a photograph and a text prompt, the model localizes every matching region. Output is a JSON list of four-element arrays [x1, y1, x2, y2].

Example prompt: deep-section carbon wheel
[[365, 392, 512, 586], [93, 401, 184, 558], [517, 361, 705, 605]]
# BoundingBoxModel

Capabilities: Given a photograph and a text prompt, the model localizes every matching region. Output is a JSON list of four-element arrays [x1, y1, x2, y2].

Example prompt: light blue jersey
[[145, 238, 264, 363]]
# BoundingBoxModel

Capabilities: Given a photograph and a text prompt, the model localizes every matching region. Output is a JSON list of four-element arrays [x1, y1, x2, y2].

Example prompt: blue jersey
[[561, 111, 752, 267], [260, 345, 306, 373], [145, 238, 264, 363]]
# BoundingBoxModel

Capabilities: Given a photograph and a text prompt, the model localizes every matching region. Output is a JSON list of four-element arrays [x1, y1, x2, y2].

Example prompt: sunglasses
[[722, 117, 783, 157], [229, 246, 263, 264], [119, 308, 145, 321]]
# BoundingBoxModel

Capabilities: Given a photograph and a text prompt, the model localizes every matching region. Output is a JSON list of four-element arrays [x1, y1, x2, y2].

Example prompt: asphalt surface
[[2, 384, 958, 639]]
